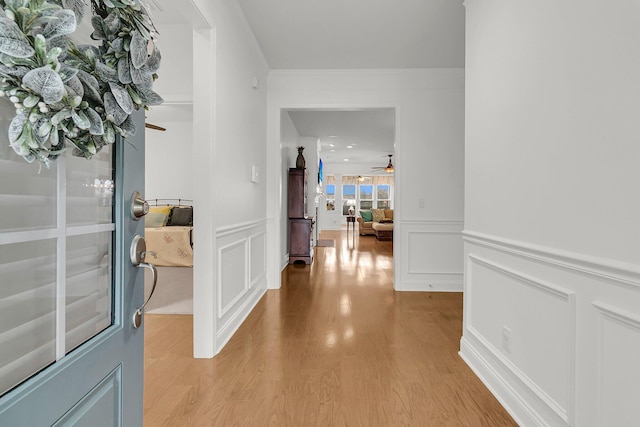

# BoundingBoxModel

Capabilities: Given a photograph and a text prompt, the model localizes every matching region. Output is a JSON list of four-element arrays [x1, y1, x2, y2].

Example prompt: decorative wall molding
[[593, 302, 640, 328], [216, 287, 266, 354], [401, 219, 464, 226], [463, 231, 640, 289], [592, 301, 640, 427], [468, 255, 573, 300], [459, 335, 548, 427], [216, 219, 266, 238], [396, 218, 464, 292], [465, 255, 576, 424], [217, 240, 248, 318]]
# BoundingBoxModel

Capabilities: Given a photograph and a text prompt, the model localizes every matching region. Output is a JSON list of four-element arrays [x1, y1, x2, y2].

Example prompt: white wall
[[462, 1, 640, 426], [144, 21, 194, 202], [267, 69, 465, 292], [191, 0, 270, 357]]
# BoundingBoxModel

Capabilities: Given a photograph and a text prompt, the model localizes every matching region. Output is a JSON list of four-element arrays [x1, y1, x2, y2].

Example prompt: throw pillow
[[359, 210, 373, 222], [168, 206, 193, 226], [146, 206, 172, 227], [371, 208, 385, 222]]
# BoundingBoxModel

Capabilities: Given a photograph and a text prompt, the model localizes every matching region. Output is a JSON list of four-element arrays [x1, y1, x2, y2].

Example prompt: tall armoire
[[288, 168, 314, 264]]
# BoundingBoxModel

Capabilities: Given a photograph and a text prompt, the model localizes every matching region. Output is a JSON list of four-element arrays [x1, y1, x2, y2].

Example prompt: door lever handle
[[133, 261, 157, 329], [130, 234, 159, 328]]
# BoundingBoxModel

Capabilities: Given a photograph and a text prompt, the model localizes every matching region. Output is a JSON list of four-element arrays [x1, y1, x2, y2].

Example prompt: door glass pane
[[0, 101, 57, 232], [66, 146, 114, 226], [66, 232, 113, 353], [0, 240, 56, 396]]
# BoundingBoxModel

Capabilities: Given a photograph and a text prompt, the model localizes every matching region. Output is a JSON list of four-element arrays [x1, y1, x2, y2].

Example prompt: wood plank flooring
[[144, 230, 516, 426]]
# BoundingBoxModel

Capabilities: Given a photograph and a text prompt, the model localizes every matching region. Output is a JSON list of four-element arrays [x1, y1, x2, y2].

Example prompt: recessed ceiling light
[[346, 145, 353, 149], [343, 158, 349, 162], [328, 135, 337, 138], [329, 143, 335, 147]]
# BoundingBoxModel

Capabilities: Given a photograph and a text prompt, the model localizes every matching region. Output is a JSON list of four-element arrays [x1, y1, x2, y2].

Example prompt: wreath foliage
[[0, 0, 162, 167]]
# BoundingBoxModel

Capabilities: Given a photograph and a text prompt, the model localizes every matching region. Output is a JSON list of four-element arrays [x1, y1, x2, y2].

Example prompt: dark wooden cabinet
[[288, 168, 313, 264], [289, 218, 313, 264], [287, 168, 307, 218]]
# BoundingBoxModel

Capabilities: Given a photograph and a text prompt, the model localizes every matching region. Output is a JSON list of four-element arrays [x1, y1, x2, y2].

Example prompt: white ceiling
[[143, 0, 465, 168], [235, 0, 466, 70], [286, 109, 396, 169]]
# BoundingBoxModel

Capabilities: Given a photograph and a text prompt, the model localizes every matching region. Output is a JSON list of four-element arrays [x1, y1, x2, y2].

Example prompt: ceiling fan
[[145, 122, 166, 131], [371, 154, 395, 173]]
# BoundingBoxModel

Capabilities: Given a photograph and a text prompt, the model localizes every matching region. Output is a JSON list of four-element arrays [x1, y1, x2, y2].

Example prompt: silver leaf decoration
[[109, 82, 134, 114], [104, 92, 128, 125], [86, 107, 104, 135], [43, 9, 77, 39], [0, 17, 36, 58], [22, 66, 66, 104], [130, 30, 148, 70]]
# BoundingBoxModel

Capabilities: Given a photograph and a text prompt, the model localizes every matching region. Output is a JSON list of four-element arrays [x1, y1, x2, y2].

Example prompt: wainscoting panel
[[215, 220, 268, 353], [467, 255, 574, 423], [250, 232, 266, 287], [397, 220, 463, 291], [461, 232, 640, 427], [593, 302, 640, 427]]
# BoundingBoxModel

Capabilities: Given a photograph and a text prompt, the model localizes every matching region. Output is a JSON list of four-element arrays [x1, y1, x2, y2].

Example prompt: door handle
[[130, 234, 158, 329]]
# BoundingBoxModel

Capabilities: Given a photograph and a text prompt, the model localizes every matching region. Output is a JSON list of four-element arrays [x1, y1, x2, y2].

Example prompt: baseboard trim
[[459, 336, 546, 427], [395, 277, 462, 292], [215, 286, 266, 355]]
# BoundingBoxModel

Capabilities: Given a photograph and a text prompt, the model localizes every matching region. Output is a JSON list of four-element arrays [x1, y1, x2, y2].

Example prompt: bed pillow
[[145, 206, 172, 227], [359, 210, 373, 222], [167, 206, 193, 226]]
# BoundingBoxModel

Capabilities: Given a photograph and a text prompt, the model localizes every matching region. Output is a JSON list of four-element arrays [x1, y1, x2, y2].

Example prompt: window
[[377, 184, 390, 208], [339, 176, 393, 215], [325, 175, 335, 210], [342, 184, 356, 215], [359, 185, 373, 210]]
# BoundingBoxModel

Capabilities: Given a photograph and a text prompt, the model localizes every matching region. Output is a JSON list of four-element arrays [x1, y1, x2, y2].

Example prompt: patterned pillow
[[371, 209, 385, 222]]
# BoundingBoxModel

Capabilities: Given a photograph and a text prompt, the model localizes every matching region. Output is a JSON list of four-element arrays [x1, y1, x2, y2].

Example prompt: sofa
[[357, 209, 394, 240]]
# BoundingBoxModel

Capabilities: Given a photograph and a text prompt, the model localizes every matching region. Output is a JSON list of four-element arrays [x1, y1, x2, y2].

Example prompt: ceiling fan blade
[[145, 122, 166, 131]]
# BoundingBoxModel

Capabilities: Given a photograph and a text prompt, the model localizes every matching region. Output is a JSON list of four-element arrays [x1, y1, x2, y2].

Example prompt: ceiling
[[235, 0, 465, 70], [286, 109, 396, 169], [143, 0, 465, 168]]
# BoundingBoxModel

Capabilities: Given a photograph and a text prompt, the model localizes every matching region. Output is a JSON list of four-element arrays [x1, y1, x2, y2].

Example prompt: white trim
[[216, 219, 266, 238], [55, 156, 66, 361], [466, 254, 577, 424], [402, 219, 464, 226], [459, 335, 546, 427], [217, 240, 248, 318], [0, 229, 61, 245], [592, 301, 640, 329], [66, 224, 116, 237], [468, 255, 573, 300], [463, 230, 640, 288], [592, 301, 640, 426], [215, 287, 266, 354]]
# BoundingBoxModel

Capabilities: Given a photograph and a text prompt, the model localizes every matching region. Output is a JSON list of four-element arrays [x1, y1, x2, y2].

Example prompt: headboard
[[145, 199, 193, 227]]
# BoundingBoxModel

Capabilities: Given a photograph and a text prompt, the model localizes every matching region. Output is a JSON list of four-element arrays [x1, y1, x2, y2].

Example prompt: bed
[[144, 199, 193, 267]]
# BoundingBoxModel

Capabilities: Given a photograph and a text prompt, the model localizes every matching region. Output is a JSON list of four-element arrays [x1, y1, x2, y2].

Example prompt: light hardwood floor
[[144, 230, 516, 426]]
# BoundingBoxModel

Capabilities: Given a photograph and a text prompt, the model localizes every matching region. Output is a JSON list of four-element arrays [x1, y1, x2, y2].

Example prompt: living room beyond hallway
[[143, 231, 515, 425]]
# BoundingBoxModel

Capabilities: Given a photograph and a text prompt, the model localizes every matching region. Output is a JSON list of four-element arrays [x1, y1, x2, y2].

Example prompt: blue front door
[[0, 110, 147, 426]]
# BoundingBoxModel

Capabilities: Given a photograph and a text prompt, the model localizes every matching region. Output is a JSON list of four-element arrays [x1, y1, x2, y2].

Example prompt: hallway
[[143, 231, 516, 426]]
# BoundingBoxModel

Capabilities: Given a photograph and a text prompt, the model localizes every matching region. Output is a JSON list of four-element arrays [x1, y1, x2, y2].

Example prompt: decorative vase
[[296, 146, 306, 169]]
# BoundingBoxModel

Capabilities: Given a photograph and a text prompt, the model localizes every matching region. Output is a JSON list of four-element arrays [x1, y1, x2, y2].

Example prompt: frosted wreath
[[0, 0, 162, 167]]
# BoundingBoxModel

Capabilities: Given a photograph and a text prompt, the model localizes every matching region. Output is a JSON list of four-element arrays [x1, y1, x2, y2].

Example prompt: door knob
[[130, 191, 149, 220]]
